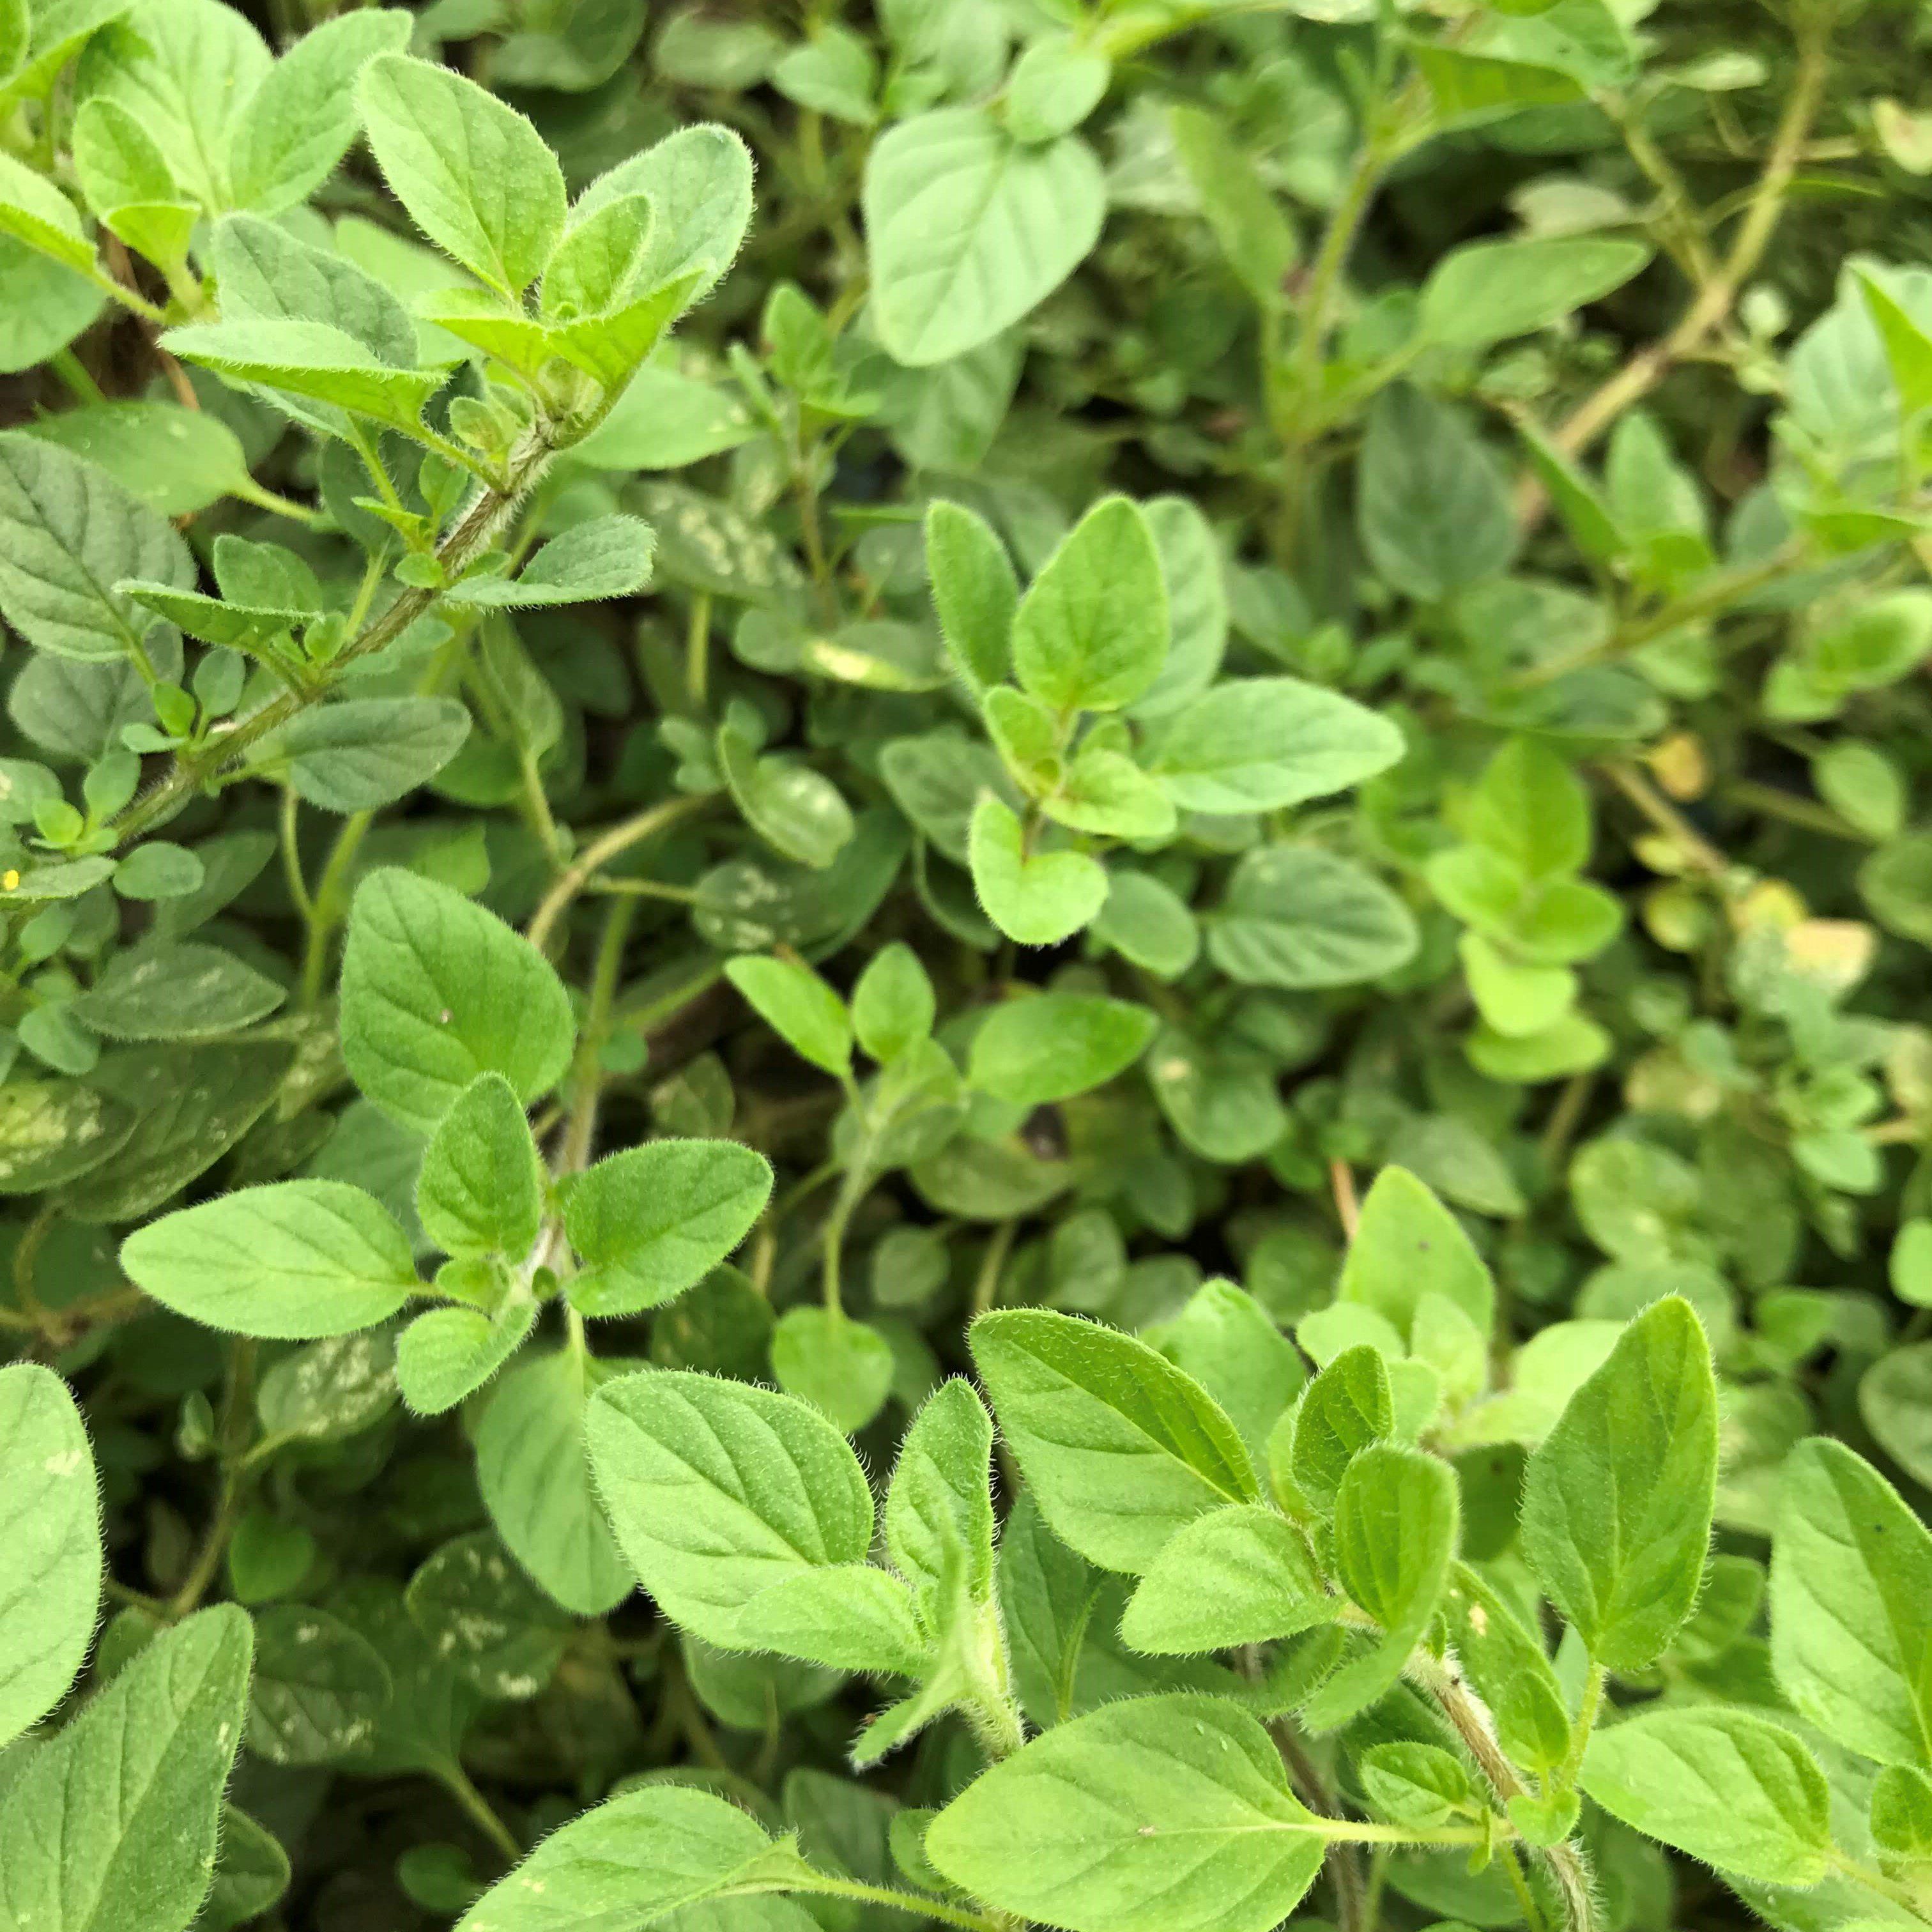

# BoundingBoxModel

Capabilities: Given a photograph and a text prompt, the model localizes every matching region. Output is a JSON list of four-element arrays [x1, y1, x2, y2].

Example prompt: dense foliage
[[3, 1, 1932, 1930]]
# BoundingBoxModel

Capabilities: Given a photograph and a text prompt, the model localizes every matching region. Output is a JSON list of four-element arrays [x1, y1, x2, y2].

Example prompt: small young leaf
[[121, 1181, 419, 1338], [851, 942, 935, 1064], [886, 1377, 997, 1634], [1289, 1344, 1393, 1508], [1301, 1443, 1457, 1731], [769, 1305, 894, 1434], [926, 498, 1017, 693], [1338, 1167, 1495, 1343]]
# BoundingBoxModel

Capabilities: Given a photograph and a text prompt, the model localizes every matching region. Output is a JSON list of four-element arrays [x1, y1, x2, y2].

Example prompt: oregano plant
[[4, 1, 1932, 1930]]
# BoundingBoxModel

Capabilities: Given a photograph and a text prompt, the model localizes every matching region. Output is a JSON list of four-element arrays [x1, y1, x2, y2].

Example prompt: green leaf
[[865, 107, 1104, 366], [1289, 1344, 1393, 1508], [417, 1070, 544, 1260], [723, 955, 850, 1077], [211, 213, 415, 372], [356, 52, 566, 295], [16, 401, 254, 519], [1301, 1443, 1457, 1731], [254, 1330, 398, 1445], [971, 1308, 1258, 1574], [406, 1531, 571, 1701], [850, 942, 935, 1064], [926, 497, 1017, 693], [0, 429, 194, 662], [453, 1786, 779, 1932], [395, 1296, 537, 1416], [1093, 869, 1199, 980], [0, 1363, 99, 1749], [0, 150, 95, 271], [1519, 1294, 1717, 1671], [886, 1377, 996, 1633], [160, 318, 442, 438], [1121, 1504, 1331, 1654], [1443, 1563, 1571, 1773], [1167, 105, 1297, 309], [1006, 33, 1109, 143], [1770, 1437, 1932, 1768], [63, 1039, 293, 1225], [1338, 1167, 1495, 1344], [1420, 236, 1650, 349], [270, 696, 473, 812], [67, 0, 269, 210], [586, 1368, 874, 1646], [1207, 847, 1418, 990], [1144, 677, 1402, 814], [734, 1563, 928, 1675], [339, 868, 576, 1134], [769, 1305, 896, 1434], [443, 517, 656, 608], [1146, 1279, 1305, 1465], [1860, 1341, 1932, 1489], [967, 795, 1108, 946], [476, 1350, 633, 1618], [121, 1180, 419, 1338], [1011, 495, 1167, 714], [1579, 1706, 1832, 1885], [926, 1693, 1329, 1932], [0, 1603, 252, 1932], [968, 992, 1156, 1105], [227, 9, 411, 215], [68, 940, 284, 1040], [564, 1139, 773, 1317], [246, 1603, 392, 1766], [717, 723, 855, 871], [1356, 385, 1517, 602], [572, 123, 755, 302], [1464, 737, 1591, 879], [199, 1806, 290, 1932]]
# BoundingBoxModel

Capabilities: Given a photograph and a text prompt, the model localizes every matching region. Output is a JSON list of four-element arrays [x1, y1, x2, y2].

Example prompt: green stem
[[525, 794, 711, 954], [1552, 1660, 1606, 1794], [783, 1874, 1008, 1932], [1826, 1850, 1932, 1919], [300, 810, 374, 1006], [970, 1220, 1018, 1320], [438, 1761, 521, 1867], [686, 592, 712, 710], [820, 1177, 862, 1319], [279, 785, 312, 924], [1724, 779, 1871, 843], [560, 899, 635, 1176], [51, 348, 107, 405], [111, 438, 551, 850], [169, 1339, 257, 1617]]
